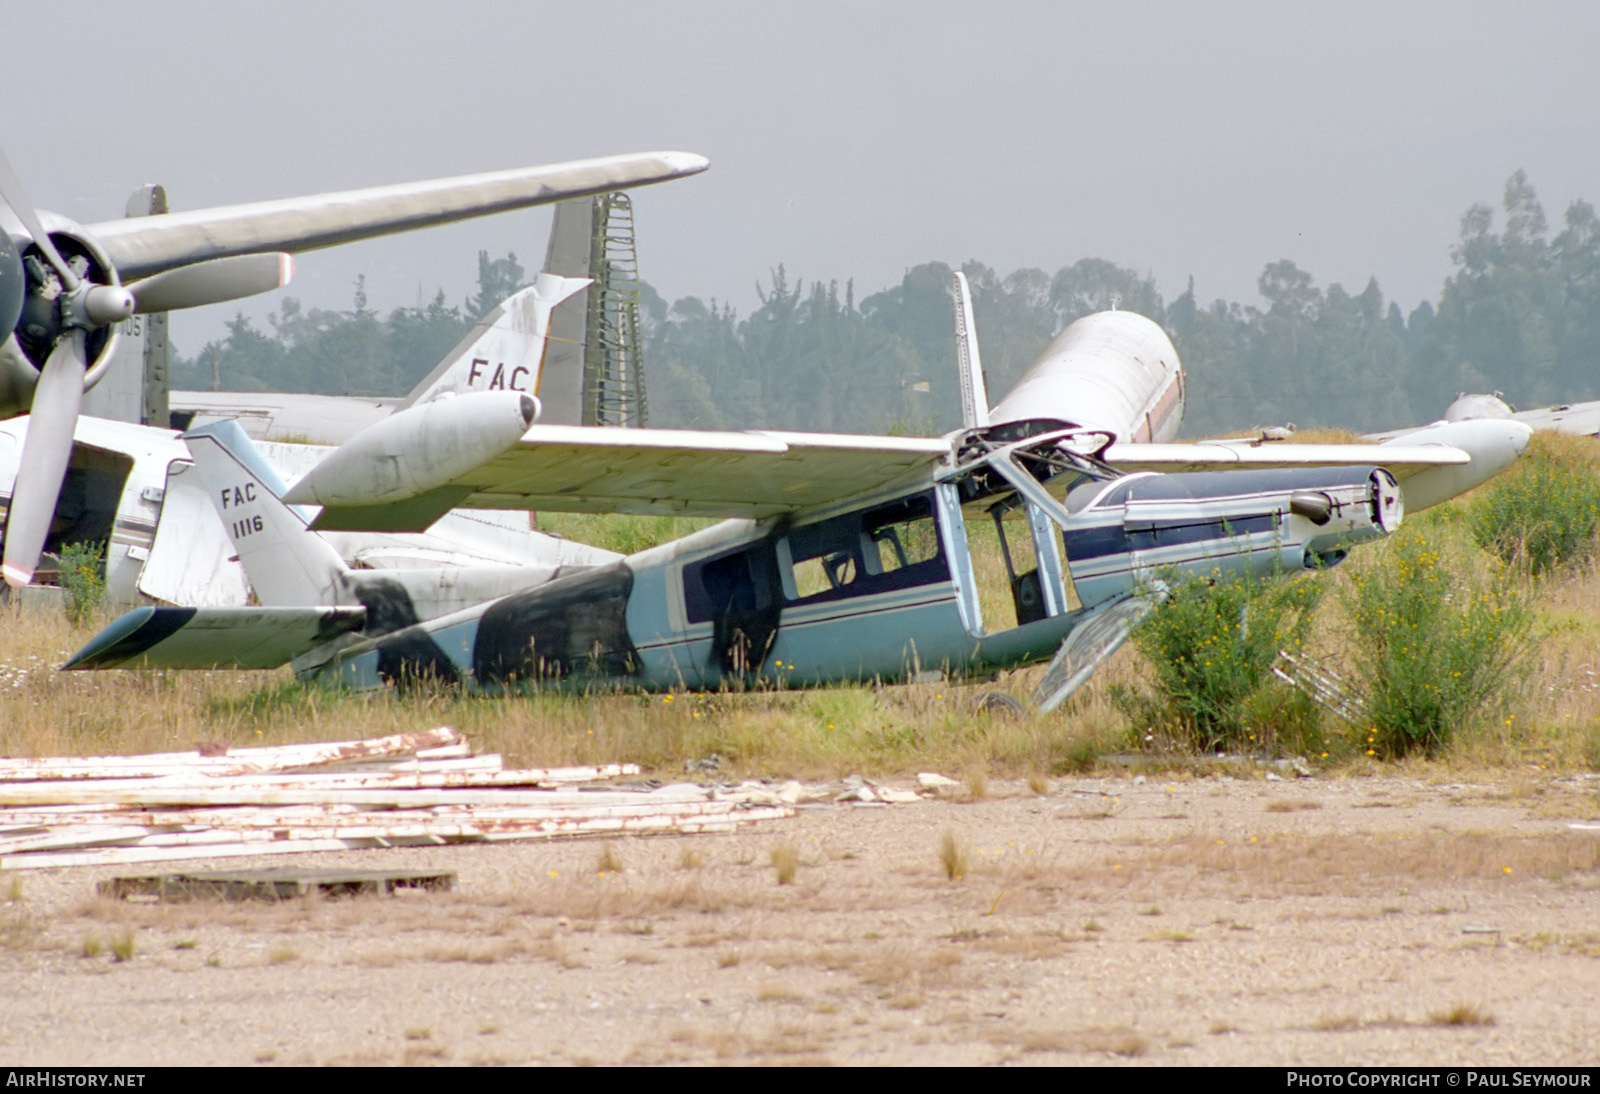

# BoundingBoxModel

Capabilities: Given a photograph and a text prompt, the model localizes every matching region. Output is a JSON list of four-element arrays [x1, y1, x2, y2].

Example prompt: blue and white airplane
[[67, 274, 1530, 709]]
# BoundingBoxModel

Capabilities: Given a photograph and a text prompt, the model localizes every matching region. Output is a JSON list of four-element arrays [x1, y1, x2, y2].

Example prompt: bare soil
[[3, 769, 1598, 1067]]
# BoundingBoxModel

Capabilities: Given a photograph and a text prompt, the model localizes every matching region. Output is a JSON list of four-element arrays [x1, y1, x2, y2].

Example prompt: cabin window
[[683, 542, 779, 625], [780, 493, 948, 607]]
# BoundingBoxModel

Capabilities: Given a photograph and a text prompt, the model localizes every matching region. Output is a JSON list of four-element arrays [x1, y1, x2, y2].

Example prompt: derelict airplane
[[0, 277, 618, 607], [68, 273, 1531, 710], [0, 146, 708, 591]]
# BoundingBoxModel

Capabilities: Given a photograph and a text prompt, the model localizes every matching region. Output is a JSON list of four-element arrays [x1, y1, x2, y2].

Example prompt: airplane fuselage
[[310, 452, 1396, 693]]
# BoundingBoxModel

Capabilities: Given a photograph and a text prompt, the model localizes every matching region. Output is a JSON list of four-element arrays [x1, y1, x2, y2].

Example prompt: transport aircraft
[[0, 146, 708, 589], [67, 274, 1532, 710], [0, 280, 618, 606]]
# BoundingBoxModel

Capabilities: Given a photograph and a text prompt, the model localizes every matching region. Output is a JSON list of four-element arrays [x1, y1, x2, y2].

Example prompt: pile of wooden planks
[[0, 728, 794, 869]]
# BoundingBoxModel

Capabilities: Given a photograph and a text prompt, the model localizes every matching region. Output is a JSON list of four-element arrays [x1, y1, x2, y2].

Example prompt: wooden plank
[[0, 782, 736, 809], [101, 867, 455, 902], [1, 838, 380, 870], [0, 727, 465, 780]]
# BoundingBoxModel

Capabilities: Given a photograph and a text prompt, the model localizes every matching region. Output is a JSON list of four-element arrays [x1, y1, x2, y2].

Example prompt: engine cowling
[[0, 217, 125, 417], [283, 390, 540, 509]]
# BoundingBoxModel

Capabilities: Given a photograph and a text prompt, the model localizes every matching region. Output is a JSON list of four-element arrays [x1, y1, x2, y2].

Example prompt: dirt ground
[[2, 768, 1598, 1067]]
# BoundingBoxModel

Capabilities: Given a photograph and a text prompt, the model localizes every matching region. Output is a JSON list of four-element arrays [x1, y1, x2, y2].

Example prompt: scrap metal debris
[[0, 728, 800, 870]]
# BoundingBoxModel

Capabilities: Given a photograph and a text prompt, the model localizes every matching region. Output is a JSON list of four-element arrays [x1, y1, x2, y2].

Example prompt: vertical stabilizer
[[952, 271, 991, 429], [83, 184, 170, 426], [182, 420, 350, 606], [538, 198, 596, 425], [397, 275, 589, 410]]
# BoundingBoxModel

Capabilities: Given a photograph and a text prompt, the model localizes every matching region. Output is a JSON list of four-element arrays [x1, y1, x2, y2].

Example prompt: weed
[[770, 842, 799, 885], [1344, 528, 1536, 757], [110, 927, 135, 962], [1264, 799, 1323, 813], [1584, 724, 1600, 772], [81, 934, 103, 959], [58, 542, 106, 628], [679, 846, 705, 870], [1470, 433, 1600, 576], [965, 767, 989, 801], [1119, 567, 1322, 752], [939, 831, 970, 881], [173, 939, 197, 950], [597, 844, 624, 874], [266, 946, 297, 965], [1427, 1003, 1496, 1027], [1027, 772, 1050, 795]]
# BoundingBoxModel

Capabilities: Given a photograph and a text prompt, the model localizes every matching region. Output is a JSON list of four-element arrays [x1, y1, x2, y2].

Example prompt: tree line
[[173, 172, 1600, 438]]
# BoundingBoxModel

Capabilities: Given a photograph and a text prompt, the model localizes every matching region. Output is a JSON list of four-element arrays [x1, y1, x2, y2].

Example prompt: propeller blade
[[129, 253, 293, 314], [0, 148, 79, 290], [3, 334, 87, 588]]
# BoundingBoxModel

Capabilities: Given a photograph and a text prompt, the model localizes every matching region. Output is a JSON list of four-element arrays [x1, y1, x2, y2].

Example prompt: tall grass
[[535, 513, 718, 557], [1470, 431, 1600, 576], [1116, 569, 1322, 752], [1342, 527, 1536, 758]]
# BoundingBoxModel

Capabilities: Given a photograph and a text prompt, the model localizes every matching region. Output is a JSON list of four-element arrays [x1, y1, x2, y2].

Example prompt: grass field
[[6, 434, 1600, 780]]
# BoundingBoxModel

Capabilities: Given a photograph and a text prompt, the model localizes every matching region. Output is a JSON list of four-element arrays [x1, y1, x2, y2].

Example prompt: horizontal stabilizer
[[64, 606, 365, 671]]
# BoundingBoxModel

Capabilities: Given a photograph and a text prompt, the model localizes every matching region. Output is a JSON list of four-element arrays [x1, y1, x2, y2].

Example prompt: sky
[[8, 1, 1600, 355]]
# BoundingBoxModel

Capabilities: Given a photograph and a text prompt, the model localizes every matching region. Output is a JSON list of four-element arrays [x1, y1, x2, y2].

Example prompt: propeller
[[0, 148, 293, 589], [127, 252, 293, 314], [2, 333, 87, 588]]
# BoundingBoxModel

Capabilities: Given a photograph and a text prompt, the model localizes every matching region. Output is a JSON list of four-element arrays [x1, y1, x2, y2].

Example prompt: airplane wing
[[1102, 441, 1469, 476], [89, 152, 708, 280], [305, 426, 953, 532], [1504, 401, 1600, 436], [63, 606, 365, 671]]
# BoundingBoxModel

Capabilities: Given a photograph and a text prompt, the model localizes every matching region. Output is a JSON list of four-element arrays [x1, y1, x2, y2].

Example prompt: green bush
[[1120, 569, 1322, 752], [1343, 529, 1534, 758], [1470, 437, 1600, 576], [58, 542, 106, 628]]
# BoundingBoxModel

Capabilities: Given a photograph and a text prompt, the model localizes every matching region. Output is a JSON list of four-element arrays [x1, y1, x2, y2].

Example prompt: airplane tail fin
[[951, 271, 991, 430], [181, 420, 351, 606], [398, 273, 591, 409]]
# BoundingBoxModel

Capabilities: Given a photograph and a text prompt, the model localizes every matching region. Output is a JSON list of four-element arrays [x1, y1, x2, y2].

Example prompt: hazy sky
[[9, 1, 1600, 354]]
